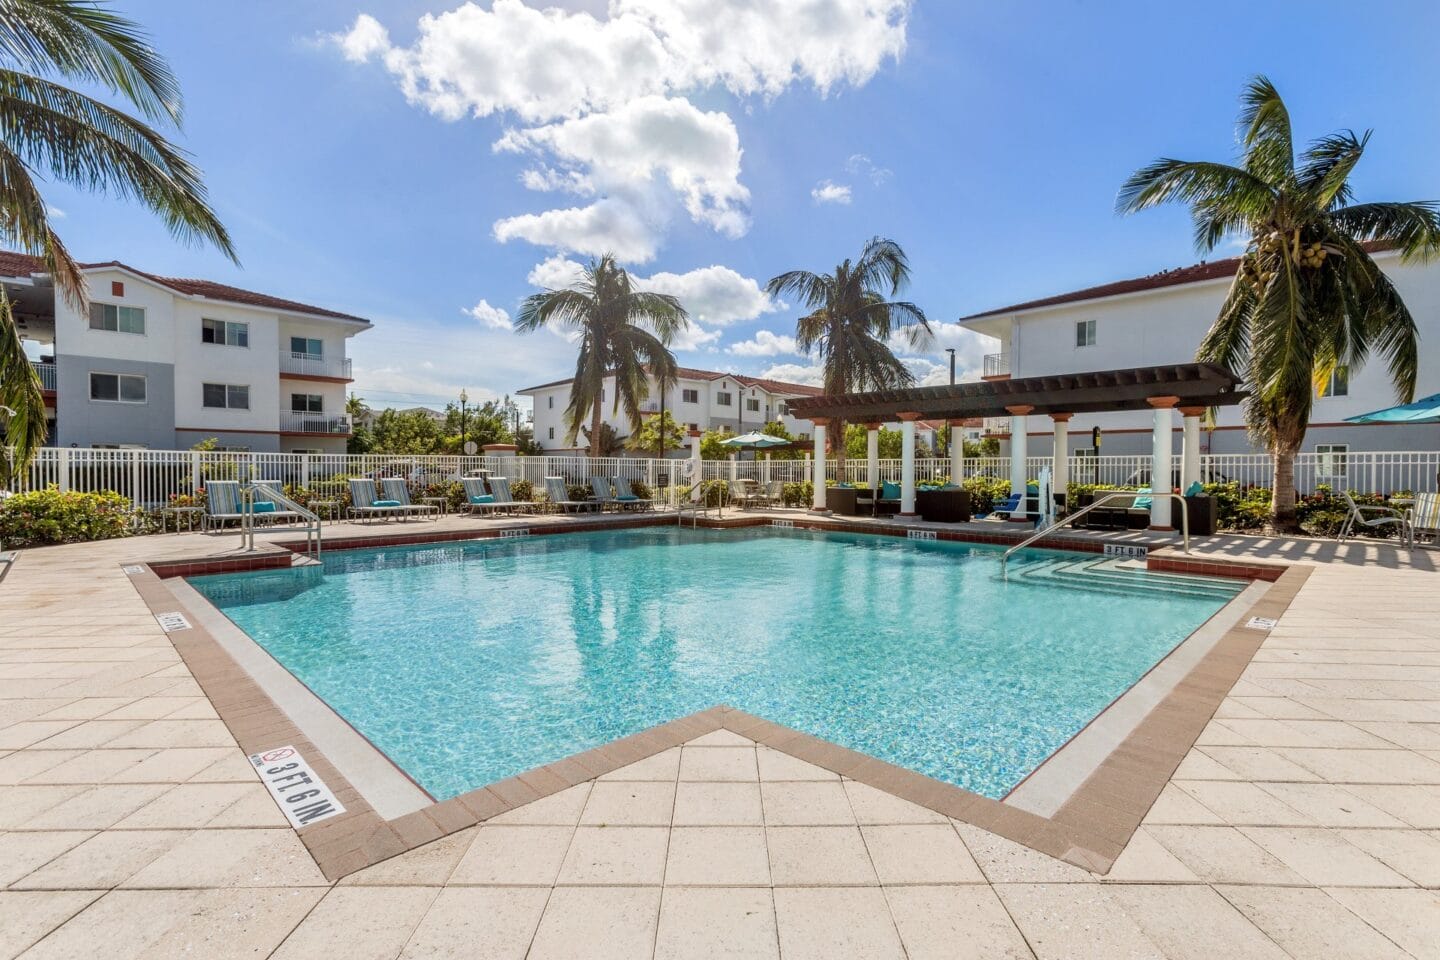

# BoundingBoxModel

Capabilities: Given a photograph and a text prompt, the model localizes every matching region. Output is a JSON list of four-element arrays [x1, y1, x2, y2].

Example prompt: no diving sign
[[249, 746, 345, 828]]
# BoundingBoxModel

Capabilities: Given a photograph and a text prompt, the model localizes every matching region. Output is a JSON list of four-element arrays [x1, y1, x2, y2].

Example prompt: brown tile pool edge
[[123, 540, 1310, 880]]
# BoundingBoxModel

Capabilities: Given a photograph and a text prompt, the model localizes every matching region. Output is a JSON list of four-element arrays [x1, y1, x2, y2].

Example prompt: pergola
[[780, 362, 1246, 529]]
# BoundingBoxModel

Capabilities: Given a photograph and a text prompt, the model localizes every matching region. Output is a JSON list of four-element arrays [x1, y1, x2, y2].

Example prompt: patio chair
[[980, 492, 1023, 521], [1407, 492, 1440, 544], [347, 478, 410, 523], [1337, 490, 1412, 546], [614, 476, 653, 512], [490, 476, 538, 515], [590, 476, 623, 512], [545, 476, 598, 513], [764, 480, 785, 508], [732, 478, 769, 510], [462, 476, 509, 516], [201, 480, 246, 530], [381, 478, 439, 520]]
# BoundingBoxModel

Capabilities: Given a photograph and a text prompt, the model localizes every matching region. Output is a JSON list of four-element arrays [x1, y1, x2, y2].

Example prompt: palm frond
[[1238, 75, 1295, 183], [1297, 130, 1368, 211], [0, 143, 83, 301], [1116, 159, 1273, 224], [0, 292, 46, 478], [1328, 201, 1440, 262]]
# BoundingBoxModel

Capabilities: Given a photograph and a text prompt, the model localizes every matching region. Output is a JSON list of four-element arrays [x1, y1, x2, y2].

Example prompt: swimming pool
[[189, 526, 1240, 801]]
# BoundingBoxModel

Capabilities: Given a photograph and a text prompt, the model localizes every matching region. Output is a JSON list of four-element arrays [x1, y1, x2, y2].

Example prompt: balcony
[[280, 412, 351, 435], [31, 360, 56, 393], [982, 353, 1010, 379], [279, 351, 353, 381], [981, 416, 1011, 436]]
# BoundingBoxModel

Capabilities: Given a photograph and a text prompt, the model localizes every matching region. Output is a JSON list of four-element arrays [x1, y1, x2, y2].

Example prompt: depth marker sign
[[249, 746, 345, 828]]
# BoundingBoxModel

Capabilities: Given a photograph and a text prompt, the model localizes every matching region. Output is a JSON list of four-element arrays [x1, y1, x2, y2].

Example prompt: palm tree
[[766, 237, 931, 473], [516, 254, 688, 457], [1119, 76, 1440, 530], [0, 0, 234, 477]]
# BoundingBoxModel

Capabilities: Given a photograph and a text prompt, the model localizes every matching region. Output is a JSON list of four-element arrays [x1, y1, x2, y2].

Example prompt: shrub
[[568, 483, 591, 503], [630, 480, 653, 501], [962, 475, 1012, 515], [510, 478, 535, 503], [0, 487, 135, 547], [781, 481, 812, 507]]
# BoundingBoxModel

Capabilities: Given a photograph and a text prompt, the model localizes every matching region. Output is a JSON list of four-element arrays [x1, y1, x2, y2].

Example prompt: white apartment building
[[960, 247, 1440, 459], [518, 366, 823, 453], [6, 251, 371, 453]]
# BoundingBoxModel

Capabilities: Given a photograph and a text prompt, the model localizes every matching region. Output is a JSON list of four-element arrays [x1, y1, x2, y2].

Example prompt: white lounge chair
[[1406, 492, 1440, 545], [1338, 490, 1412, 546], [381, 478, 439, 520], [347, 478, 410, 523], [202, 480, 246, 530], [545, 476, 598, 513], [590, 476, 623, 512], [462, 476, 509, 516], [614, 476, 652, 512], [490, 476, 538, 514]]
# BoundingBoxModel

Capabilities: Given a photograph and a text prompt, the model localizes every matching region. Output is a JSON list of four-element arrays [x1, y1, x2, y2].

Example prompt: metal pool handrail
[[241, 482, 323, 558], [999, 492, 1189, 578]]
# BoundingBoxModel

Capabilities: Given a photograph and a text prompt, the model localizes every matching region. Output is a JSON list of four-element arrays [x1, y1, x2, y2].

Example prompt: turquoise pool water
[[189, 527, 1239, 801]]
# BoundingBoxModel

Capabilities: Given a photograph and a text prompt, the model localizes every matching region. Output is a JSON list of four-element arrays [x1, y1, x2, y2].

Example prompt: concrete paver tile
[[861, 824, 985, 884], [672, 782, 763, 826], [884, 885, 1034, 960], [678, 746, 758, 782], [664, 827, 769, 886], [759, 781, 855, 826], [772, 887, 905, 960], [1323, 887, 1440, 960], [766, 826, 877, 886], [527, 886, 661, 960], [597, 747, 681, 782], [447, 825, 574, 886], [12, 829, 182, 890], [954, 823, 1097, 884], [842, 780, 946, 824], [580, 781, 676, 826], [0, 890, 100, 959], [1101, 828, 1201, 883], [995, 883, 1165, 960], [120, 828, 330, 888], [556, 826, 668, 885], [1217, 885, 1410, 960], [1334, 827, 1440, 886], [269, 886, 436, 960], [1145, 826, 1307, 885], [490, 783, 591, 826], [1252, 782, 1408, 828], [1107, 885, 1289, 960], [1238, 826, 1412, 886], [756, 748, 837, 782], [398, 886, 549, 959], [341, 829, 476, 887], [20, 783, 168, 830], [655, 887, 778, 960]]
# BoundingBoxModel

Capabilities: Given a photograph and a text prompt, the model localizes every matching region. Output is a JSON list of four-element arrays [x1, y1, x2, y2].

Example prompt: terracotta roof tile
[[520, 365, 825, 397]]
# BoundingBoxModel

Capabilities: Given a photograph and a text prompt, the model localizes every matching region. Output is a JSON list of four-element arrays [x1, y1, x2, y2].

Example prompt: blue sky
[[42, 0, 1440, 411]]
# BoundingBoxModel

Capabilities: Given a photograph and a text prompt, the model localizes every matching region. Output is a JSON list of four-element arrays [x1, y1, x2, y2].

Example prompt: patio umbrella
[[717, 431, 790, 460], [1345, 393, 1440, 424]]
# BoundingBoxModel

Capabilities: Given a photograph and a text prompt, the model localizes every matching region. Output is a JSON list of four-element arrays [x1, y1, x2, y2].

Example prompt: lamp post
[[459, 388, 468, 458], [946, 348, 956, 385]]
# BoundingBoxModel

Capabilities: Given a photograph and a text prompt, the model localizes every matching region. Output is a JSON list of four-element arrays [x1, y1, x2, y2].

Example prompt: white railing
[[279, 412, 351, 435], [983, 353, 1010, 377], [279, 351, 352, 380], [5, 448, 1439, 511], [30, 361, 56, 391]]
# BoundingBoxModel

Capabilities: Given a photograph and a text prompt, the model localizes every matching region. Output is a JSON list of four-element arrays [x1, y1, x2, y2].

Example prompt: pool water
[[189, 527, 1239, 801]]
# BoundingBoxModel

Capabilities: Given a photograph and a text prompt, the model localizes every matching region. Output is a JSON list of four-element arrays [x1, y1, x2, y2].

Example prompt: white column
[[898, 413, 918, 515], [811, 420, 828, 510], [1051, 414, 1070, 510], [1181, 406, 1203, 492], [729, 454, 737, 483], [1148, 397, 1176, 529], [866, 423, 880, 491], [949, 421, 964, 486], [688, 429, 701, 486], [1007, 406, 1031, 519]]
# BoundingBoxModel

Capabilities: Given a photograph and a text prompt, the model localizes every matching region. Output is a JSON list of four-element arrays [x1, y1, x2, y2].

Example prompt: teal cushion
[[617, 494, 639, 501], [1026, 482, 1039, 494], [1185, 480, 1204, 497], [469, 495, 495, 504], [881, 481, 901, 500], [942, 483, 960, 490], [836, 482, 852, 488], [372, 499, 402, 507], [1133, 487, 1153, 510], [250, 501, 275, 513]]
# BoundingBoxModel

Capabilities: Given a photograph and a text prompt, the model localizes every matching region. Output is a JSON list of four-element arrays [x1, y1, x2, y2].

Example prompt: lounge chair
[[202, 480, 300, 530], [347, 478, 411, 523], [980, 492, 1023, 521], [381, 478, 439, 520], [1407, 492, 1440, 544], [545, 476, 598, 513], [462, 477, 508, 516], [1338, 490, 1412, 546], [590, 476, 623, 512], [490, 476, 538, 515], [614, 476, 652, 512], [764, 480, 785, 508]]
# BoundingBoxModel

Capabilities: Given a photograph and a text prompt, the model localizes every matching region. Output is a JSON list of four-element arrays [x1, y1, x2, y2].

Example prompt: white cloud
[[728, 329, 799, 357], [334, 0, 909, 261], [465, 298, 512, 330], [45, 204, 65, 219], [526, 254, 587, 289], [888, 321, 997, 384], [845, 153, 892, 185], [666, 322, 722, 352], [810, 180, 852, 205], [759, 362, 824, 387], [636, 264, 777, 326]]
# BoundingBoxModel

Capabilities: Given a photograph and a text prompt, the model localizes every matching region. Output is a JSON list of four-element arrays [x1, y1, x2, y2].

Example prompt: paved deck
[[1, 516, 1438, 958]]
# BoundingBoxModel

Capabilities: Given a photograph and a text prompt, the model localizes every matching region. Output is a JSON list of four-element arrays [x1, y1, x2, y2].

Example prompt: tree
[[369, 408, 445, 455], [578, 422, 625, 457], [843, 424, 903, 459], [1119, 76, 1440, 529], [345, 393, 374, 454], [440, 398, 513, 453], [516, 254, 689, 457], [766, 238, 931, 473], [0, 1, 235, 476], [699, 427, 736, 461], [626, 411, 685, 457], [759, 419, 803, 460]]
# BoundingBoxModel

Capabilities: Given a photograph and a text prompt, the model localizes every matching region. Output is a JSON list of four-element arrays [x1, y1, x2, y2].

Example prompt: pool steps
[[1004, 554, 1242, 600]]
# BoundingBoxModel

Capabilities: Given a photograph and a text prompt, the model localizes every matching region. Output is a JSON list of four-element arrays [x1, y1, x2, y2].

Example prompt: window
[[91, 443, 147, 450], [289, 448, 320, 454], [89, 303, 145, 334], [688, 422, 699, 433], [1319, 366, 1349, 398], [548, 396, 554, 409], [745, 397, 760, 413], [1316, 443, 1348, 479], [716, 391, 733, 406], [89, 372, 146, 403], [291, 393, 323, 413], [547, 427, 555, 439], [202, 318, 248, 347], [1075, 319, 1096, 347], [203, 383, 250, 409], [682, 388, 699, 404], [289, 336, 323, 358]]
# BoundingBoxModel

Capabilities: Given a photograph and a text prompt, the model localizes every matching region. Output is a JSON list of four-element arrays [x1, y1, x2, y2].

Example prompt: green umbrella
[[717, 431, 790, 460]]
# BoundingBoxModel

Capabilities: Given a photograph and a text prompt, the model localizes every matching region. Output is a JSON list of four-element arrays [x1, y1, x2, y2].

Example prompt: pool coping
[[125, 519, 1309, 879]]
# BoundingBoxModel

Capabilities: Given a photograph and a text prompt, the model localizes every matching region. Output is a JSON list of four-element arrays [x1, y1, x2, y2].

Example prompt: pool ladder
[[999, 492, 1189, 579], [240, 482, 323, 558]]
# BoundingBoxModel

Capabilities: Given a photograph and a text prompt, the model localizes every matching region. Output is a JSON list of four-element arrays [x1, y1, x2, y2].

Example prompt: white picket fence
[[4, 447, 1438, 508]]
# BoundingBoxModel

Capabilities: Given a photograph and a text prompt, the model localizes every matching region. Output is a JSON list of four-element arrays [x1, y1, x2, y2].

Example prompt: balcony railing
[[981, 416, 1011, 435], [983, 352, 1010, 377], [279, 351, 353, 380], [280, 412, 351, 435], [31, 361, 56, 391]]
